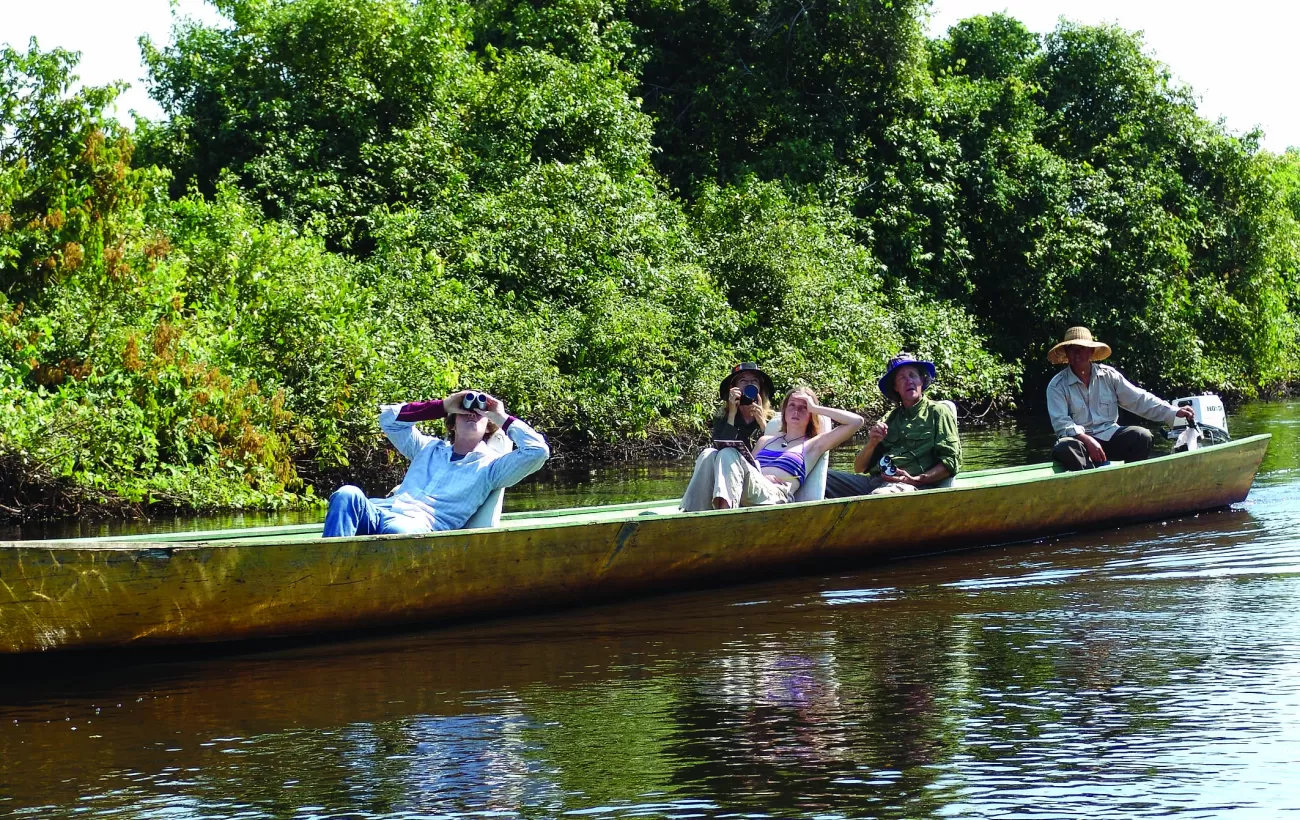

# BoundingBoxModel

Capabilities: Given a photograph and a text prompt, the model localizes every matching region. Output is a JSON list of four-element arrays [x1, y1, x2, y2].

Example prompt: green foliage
[[137, 0, 657, 250], [931, 13, 1038, 82], [690, 177, 1017, 413], [1266, 148, 1300, 317], [367, 159, 737, 446], [1, 43, 395, 508], [137, 0, 478, 248], [469, 47, 654, 185], [5, 0, 1300, 518], [923, 19, 1300, 397], [627, 0, 931, 190], [474, 0, 640, 66]]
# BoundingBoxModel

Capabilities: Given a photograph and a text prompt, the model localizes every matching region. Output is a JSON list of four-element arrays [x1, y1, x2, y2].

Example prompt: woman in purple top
[[322, 390, 550, 537], [682, 385, 862, 510]]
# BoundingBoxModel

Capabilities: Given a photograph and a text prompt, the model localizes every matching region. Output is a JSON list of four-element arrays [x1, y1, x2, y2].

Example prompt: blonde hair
[[780, 386, 823, 439]]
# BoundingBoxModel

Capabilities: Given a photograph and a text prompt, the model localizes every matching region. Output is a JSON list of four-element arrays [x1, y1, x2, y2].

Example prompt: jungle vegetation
[[2, 0, 1298, 516]]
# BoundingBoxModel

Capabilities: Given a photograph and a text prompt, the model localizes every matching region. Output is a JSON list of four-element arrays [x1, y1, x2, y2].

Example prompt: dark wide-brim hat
[[719, 362, 775, 403], [878, 353, 937, 401], [1047, 326, 1112, 365]]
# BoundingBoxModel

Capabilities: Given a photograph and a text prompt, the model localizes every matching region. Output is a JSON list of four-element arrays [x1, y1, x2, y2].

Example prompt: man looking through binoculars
[[322, 390, 550, 537]]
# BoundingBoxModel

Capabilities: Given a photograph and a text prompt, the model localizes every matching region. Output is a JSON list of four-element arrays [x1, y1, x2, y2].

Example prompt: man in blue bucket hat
[[825, 353, 962, 497]]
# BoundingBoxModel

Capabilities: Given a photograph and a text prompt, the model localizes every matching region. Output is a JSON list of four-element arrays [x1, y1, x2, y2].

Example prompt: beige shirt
[[1046, 363, 1177, 441]]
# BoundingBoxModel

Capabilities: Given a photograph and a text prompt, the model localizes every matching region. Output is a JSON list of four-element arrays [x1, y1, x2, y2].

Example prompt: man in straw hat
[[1046, 327, 1195, 471]]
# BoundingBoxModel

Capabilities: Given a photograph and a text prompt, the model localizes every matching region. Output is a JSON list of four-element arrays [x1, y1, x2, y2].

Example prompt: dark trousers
[[825, 470, 887, 499], [1051, 425, 1153, 471]]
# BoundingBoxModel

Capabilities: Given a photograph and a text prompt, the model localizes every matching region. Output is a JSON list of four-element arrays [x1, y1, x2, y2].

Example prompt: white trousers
[[680, 447, 794, 511]]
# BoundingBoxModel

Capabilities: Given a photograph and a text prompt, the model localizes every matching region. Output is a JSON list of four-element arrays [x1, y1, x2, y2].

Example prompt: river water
[[1, 402, 1299, 818]]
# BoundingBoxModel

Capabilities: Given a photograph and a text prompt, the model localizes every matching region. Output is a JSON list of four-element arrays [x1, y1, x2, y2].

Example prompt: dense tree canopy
[[1, 0, 1297, 517]]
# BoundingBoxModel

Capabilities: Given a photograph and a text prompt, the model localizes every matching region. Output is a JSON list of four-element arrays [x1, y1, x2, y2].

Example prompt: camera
[[739, 384, 760, 406], [461, 392, 489, 411], [879, 455, 897, 477]]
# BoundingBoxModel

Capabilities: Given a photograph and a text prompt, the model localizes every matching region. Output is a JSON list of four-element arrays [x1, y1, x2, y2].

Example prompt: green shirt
[[867, 396, 961, 477]]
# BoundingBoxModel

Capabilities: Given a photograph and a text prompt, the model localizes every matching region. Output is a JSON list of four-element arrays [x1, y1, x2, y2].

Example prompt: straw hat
[[1047, 326, 1112, 365]]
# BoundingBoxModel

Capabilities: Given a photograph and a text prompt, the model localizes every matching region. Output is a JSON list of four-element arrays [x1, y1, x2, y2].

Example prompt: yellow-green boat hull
[[0, 435, 1271, 654]]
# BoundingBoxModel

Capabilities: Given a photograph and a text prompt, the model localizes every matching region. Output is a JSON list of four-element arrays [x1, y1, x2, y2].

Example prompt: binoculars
[[738, 384, 760, 406], [879, 455, 897, 477], [461, 392, 489, 411]]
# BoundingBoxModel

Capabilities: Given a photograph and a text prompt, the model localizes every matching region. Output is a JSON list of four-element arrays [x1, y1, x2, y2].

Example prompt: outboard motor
[[1167, 394, 1230, 448]]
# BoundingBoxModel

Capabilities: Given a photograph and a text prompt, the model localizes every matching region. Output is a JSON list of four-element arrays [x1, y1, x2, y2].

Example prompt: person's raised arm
[[379, 397, 451, 460], [853, 417, 889, 473], [479, 394, 551, 489], [803, 405, 864, 466]]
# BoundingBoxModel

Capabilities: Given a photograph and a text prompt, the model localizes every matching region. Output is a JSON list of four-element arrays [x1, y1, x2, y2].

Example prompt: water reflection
[[5, 491, 1300, 819], [1, 403, 1299, 818]]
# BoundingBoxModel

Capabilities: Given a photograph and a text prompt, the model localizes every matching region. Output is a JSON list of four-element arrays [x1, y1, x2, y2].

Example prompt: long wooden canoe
[[0, 434, 1271, 654]]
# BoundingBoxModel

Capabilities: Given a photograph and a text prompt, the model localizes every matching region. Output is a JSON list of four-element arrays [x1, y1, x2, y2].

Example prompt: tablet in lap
[[712, 439, 759, 468]]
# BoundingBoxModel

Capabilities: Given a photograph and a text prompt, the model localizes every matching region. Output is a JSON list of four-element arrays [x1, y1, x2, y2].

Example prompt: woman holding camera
[[322, 390, 550, 537], [682, 369, 863, 510], [825, 353, 961, 497], [680, 363, 773, 511], [710, 362, 775, 447]]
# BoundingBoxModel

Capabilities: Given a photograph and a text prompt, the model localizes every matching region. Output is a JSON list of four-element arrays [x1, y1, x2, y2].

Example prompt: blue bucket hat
[[878, 353, 936, 401]]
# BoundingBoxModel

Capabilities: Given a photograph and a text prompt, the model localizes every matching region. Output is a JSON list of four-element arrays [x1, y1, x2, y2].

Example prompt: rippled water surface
[[2, 403, 1299, 818]]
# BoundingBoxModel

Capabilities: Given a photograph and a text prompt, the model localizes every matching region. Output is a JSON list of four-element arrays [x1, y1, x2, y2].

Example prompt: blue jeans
[[322, 485, 433, 538]]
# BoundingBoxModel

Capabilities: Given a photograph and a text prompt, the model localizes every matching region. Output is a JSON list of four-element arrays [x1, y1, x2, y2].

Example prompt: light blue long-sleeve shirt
[[1047, 364, 1178, 441], [372, 404, 550, 531]]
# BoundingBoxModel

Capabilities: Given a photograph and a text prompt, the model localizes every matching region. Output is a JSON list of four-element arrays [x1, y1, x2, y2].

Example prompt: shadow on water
[[0, 402, 1298, 819]]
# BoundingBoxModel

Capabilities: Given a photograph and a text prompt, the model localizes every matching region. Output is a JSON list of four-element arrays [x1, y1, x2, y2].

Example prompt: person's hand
[[1175, 406, 1196, 422], [1078, 433, 1107, 465], [882, 468, 918, 486], [727, 386, 742, 412], [482, 394, 509, 425], [868, 422, 888, 441], [444, 390, 472, 414]]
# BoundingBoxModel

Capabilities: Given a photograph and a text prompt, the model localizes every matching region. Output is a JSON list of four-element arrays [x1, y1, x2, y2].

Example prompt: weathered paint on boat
[[0, 434, 1271, 654]]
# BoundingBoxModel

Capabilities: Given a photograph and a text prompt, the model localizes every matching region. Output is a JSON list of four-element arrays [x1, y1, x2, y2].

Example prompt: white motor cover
[[1170, 394, 1227, 435]]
